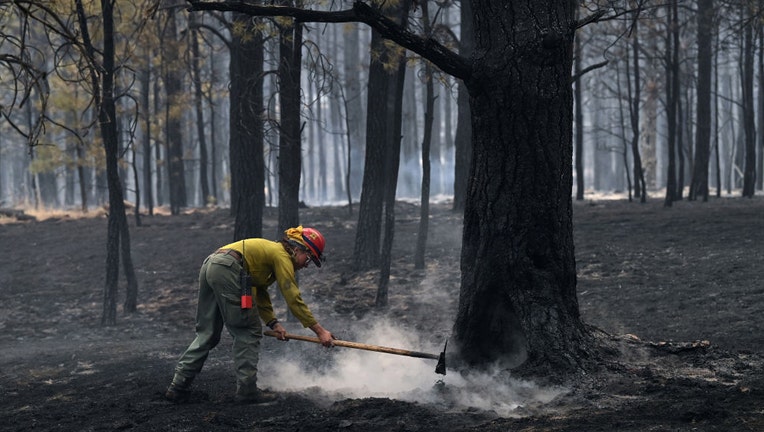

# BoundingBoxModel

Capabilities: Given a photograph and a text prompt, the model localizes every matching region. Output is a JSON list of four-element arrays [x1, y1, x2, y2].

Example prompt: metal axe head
[[435, 340, 447, 375]]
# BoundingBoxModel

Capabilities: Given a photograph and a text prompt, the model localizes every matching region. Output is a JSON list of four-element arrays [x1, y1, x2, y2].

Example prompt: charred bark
[[230, 12, 265, 240], [689, 0, 713, 202], [277, 12, 303, 233], [453, 0, 595, 376]]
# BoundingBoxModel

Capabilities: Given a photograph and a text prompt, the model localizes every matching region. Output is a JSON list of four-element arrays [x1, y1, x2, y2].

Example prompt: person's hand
[[309, 323, 335, 347], [316, 328, 335, 347], [272, 322, 287, 341]]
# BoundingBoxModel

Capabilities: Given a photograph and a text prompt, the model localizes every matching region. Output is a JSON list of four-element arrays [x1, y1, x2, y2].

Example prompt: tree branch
[[575, 10, 607, 30], [186, 0, 471, 80], [570, 60, 609, 83]]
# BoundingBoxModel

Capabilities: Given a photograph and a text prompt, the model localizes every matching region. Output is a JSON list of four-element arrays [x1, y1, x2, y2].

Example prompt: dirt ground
[[1, 196, 763, 432]]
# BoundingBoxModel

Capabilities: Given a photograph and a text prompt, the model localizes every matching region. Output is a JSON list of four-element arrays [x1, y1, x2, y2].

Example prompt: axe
[[264, 330, 447, 375]]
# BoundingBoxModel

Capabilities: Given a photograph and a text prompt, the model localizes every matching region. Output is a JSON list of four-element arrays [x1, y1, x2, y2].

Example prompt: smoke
[[255, 225, 566, 417], [257, 318, 567, 417]]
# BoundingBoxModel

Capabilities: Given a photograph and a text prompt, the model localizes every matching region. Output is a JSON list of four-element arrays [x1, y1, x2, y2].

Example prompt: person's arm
[[254, 286, 275, 325], [269, 249, 333, 345], [269, 321, 333, 346], [308, 322, 334, 347], [272, 256, 319, 327]]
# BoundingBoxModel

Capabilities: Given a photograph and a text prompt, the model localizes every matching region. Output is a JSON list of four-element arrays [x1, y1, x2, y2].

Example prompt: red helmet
[[301, 227, 325, 267]]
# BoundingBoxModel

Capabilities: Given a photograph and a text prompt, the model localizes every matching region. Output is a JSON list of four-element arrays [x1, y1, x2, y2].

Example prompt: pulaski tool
[[264, 330, 447, 375]]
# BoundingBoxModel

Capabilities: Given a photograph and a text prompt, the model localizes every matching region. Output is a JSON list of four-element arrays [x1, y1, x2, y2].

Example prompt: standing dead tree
[[3, 0, 141, 323]]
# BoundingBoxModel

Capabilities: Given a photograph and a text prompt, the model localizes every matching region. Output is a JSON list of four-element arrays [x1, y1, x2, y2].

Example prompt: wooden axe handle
[[263, 330, 440, 360]]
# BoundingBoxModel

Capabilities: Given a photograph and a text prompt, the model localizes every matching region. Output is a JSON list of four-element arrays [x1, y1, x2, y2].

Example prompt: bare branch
[[575, 10, 608, 30], [571, 60, 609, 83], [187, 0, 471, 80]]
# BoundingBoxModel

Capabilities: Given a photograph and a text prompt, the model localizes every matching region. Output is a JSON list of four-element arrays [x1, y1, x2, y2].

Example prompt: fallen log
[[0, 208, 36, 221]]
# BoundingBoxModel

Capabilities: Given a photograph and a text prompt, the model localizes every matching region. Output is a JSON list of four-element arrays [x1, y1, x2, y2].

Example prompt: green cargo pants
[[171, 252, 262, 395]]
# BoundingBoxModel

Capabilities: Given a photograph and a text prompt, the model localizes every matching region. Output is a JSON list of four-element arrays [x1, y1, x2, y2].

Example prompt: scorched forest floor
[[1, 196, 763, 431]]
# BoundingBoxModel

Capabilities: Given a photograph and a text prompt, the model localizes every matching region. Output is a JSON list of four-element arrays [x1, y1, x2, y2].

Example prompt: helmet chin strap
[[285, 240, 301, 258]]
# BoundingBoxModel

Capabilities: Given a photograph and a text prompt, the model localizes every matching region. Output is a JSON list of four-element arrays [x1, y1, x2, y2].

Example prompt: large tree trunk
[[454, 0, 593, 375], [230, 12, 265, 240]]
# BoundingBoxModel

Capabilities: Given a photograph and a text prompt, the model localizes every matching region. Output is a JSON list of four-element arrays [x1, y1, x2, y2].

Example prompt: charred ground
[[1, 197, 763, 431]]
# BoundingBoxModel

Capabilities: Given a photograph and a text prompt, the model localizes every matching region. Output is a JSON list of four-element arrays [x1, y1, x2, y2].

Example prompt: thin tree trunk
[[163, 13, 187, 215], [629, 21, 647, 202], [616, 61, 634, 202], [209, 50, 219, 204], [676, 83, 686, 200], [376, 0, 411, 307], [277, 11, 303, 233], [714, 36, 721, 197], [414, 4, 435, 270], [76, 143, 88, 212], [452, 0, 473, 212], [353, 29, 393, 270], [130, 141, 142, 226], [230, 12, 265, 239], [190, 14, 210, 206], [343, 22, 364, 202], [742, 17, 756, 197], [665, 1, 679, 206], [574, 29, 585, 201], [758, 7, 764, 192], [76, 0, 137, 324], [140, 58, 154, 216], [690, 0, 713, 201], [153, 20, 164, 208]]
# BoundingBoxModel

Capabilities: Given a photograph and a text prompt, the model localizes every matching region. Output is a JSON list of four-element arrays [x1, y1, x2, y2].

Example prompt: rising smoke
[[258, 309, 566, 417]]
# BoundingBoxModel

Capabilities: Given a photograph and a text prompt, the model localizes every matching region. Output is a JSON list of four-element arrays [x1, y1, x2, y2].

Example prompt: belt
[[214, 248, 243, 263]]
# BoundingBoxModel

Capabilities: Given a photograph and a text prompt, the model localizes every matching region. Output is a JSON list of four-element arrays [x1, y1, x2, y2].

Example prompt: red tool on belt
[[239, 271, 253, 309], [238, 241, 253, 309]]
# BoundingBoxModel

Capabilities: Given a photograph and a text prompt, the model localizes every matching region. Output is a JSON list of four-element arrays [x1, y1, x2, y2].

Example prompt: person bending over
[[165, 226, 333, 404]]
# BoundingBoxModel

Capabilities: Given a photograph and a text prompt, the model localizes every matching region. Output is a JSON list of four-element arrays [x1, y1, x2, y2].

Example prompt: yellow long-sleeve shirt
[[220, 238, 317, 328]]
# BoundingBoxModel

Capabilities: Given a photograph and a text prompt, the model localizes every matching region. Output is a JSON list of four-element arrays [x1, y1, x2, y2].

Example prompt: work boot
[[234, 388, 278, 405], [164, 376, 193, 403]]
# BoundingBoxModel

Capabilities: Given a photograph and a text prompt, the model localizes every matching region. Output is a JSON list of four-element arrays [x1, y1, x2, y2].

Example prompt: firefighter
[[165, 226, 333, 404]]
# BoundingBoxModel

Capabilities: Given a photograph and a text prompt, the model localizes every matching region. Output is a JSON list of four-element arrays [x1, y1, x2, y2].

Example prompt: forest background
[[2, 1, 764, 430], [2, 0, 763, 214], [2, 0, 764, 378]]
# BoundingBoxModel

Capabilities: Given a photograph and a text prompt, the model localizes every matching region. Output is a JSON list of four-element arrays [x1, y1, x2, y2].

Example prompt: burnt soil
[[1, 197, 763, 431]]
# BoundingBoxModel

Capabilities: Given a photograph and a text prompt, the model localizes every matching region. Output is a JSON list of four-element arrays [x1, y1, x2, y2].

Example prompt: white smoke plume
[[258, 318, 567, 417]]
